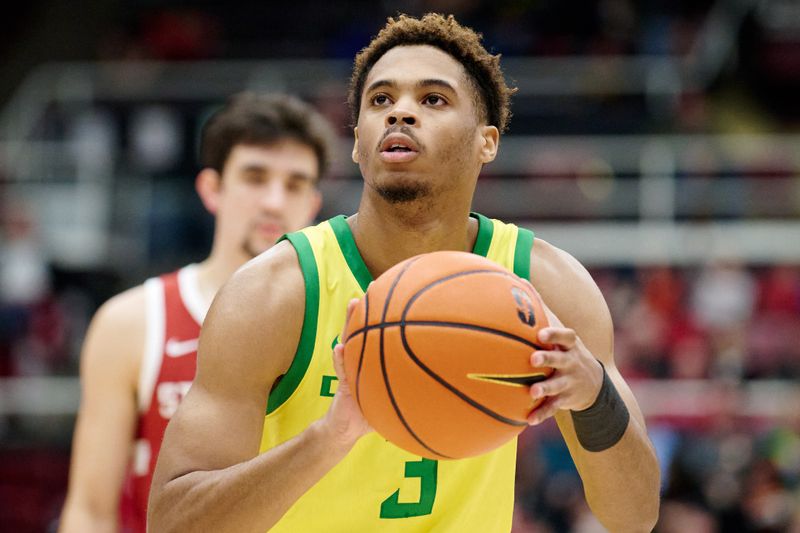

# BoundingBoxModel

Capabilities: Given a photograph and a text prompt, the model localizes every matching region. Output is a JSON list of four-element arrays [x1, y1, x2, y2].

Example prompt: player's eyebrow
[[416, 79, 456, 93], [242, 165, 316, 183], [289, 171, 317, 185], [365, 78, 457, 94]]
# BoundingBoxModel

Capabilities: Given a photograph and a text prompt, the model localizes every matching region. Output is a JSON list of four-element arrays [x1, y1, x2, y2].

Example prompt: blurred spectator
[[668, 333, 712, 379], [0, 201, 65, 377], [642, 266, 686, 319], [140, 9, 222, 60], [757, 266, 800, 315], [656, 500, 718, 533], [747, 266, 800, 378], [740, 458, 796, 531], [691, 262, 756, 330], [618, 297, 670, 377], [0, 202, 49, 306], [690, 261, 756, 379]]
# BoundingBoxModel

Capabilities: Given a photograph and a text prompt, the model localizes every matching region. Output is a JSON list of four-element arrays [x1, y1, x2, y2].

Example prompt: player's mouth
[[379, 134, 420, 163], [256, 222, 285, 238]]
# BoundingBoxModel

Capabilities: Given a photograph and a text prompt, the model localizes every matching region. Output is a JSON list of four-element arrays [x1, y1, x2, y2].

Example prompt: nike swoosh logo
[[467, 372, 548, 388], [165, 338, 199, 358]]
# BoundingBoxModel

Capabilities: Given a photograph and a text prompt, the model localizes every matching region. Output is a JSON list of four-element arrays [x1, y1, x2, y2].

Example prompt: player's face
[[217, 141, 321, 258], [353, 45, 497, 204]]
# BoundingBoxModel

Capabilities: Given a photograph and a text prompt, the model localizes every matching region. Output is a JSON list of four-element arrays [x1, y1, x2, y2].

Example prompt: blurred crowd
[[95, 0, 714, 61], [512, 263, 800, 532], [606, 264, 800, 381]]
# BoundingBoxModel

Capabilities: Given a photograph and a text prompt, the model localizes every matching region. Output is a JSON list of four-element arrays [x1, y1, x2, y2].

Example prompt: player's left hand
[[527, 309, 604, 426]]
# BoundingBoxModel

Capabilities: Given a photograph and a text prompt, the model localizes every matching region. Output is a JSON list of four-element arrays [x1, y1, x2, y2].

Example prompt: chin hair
[[241, 241, 263, 259], [375, 183, 430, 204]]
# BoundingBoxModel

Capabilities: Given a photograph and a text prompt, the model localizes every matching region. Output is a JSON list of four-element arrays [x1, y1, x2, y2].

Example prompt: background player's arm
[[59, 289, 144, 533], [148, 242, 368, 533], [530, 239, 660, 532]]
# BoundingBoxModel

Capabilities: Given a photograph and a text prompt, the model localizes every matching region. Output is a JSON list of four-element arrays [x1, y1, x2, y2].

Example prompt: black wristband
[[570, 362, 629, 452]]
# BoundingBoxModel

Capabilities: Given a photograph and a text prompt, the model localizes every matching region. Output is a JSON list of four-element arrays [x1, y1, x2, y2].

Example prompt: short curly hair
[[348, 13, 516, 133]]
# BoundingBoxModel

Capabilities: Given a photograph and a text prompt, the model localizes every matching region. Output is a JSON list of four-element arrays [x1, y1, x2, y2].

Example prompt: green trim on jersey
[[329, 215, 372, 292], [330, 213, 493, 277], [266, 232, 320, 414], [513, 227, 535, 280], [471, 212, 494, 258]]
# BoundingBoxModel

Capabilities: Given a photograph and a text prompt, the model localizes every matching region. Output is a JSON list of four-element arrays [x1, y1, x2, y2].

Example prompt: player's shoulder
[[80, 281, 150, 383], [204, 240, 306, 346], [199, 240, 306, 382], [216, 239, 304, 313], [531, 237, 610, 323], [90, 283, 149, 339], [531, 237, 593, 289]]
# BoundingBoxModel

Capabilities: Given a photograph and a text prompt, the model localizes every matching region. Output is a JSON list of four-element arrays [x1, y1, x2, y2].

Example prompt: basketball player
[[59, 93, 333, 533], [150, 14, 660, 532]]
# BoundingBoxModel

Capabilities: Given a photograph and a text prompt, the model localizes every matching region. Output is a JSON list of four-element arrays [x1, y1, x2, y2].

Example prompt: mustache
[[376, 125, 423, 152], [251, 217, 285, 228]]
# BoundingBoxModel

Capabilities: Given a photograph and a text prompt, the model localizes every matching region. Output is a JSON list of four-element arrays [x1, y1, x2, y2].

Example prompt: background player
[[149, 14, 660, 532], [58, 92, 333, 533]]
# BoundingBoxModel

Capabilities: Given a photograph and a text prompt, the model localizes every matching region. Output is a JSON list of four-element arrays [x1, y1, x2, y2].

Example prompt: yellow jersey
[[261, 213, 535, 532]]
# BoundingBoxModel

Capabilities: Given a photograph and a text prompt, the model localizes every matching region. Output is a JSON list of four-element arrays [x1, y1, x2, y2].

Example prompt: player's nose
[[258, 180, 289, 212], [386, 100, 417, 127]]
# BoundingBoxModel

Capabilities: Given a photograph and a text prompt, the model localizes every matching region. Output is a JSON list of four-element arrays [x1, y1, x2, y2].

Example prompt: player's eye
[[423, 94, 446, 106], [371, 94, 391, 106], [286, 177, 309, 193], [243, 172, 264, 185]]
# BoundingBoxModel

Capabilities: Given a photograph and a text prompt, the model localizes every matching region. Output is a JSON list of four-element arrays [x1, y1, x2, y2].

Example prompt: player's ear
[[351, 127, 359, 163], [196, 168, 222, 215], [478, 126, 499, 163]]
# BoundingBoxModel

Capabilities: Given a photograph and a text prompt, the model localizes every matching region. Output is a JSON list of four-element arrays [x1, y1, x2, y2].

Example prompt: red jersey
[[119, 265, 207, 532]]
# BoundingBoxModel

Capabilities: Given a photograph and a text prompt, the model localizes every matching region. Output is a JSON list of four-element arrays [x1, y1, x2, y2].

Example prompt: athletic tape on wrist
[[570, 362, 629, 452]]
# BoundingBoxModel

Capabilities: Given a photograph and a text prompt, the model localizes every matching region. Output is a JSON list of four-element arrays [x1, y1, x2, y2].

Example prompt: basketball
[[342, 251, 554, 460]]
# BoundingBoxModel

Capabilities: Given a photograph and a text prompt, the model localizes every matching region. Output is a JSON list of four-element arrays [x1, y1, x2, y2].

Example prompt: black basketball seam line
[[351, 257, 413, 415], [398, 326, 529, 428], [348, 267, 535, 343], [398, 268, 535, 428], [378, 258, 450, 459], [402, 269, 528, 313], [346, 320, 548, 352]]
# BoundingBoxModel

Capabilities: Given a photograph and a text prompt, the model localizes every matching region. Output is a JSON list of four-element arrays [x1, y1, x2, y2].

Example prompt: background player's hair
[[200, 92, 334, 179], [348, 13, 517, 133]]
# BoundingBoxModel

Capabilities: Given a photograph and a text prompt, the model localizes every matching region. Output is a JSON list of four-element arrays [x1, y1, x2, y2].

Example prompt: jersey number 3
[[380, 459, 438, 519]]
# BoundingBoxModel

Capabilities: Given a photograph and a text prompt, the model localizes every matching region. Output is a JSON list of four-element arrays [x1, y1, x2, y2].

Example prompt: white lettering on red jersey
[[119, 265, 207, 533]]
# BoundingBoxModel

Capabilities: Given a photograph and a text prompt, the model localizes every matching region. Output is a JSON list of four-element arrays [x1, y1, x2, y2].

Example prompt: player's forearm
[[148, 420, 352, 533], [570, 417, 660, 532]]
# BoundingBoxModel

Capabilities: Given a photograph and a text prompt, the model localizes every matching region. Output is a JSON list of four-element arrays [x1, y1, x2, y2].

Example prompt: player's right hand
[[321, 298, 372, 451]]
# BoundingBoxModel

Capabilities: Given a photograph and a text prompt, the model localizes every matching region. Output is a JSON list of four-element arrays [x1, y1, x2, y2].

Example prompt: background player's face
[[353, 45, 497, 205], [213, 140, 321, 258]]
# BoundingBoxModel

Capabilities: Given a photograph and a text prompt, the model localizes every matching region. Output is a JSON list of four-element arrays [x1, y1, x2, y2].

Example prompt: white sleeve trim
[[178, 264, 208, 325], [139, 277, 165, 413]]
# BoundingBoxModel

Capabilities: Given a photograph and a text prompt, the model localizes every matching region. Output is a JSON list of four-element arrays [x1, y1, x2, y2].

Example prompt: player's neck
[[350, 199, 478, 279], [194, 250, 248, 307]]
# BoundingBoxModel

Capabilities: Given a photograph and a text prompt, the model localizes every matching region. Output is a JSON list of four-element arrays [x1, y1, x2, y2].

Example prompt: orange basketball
[[342, 251, 553, 460]]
